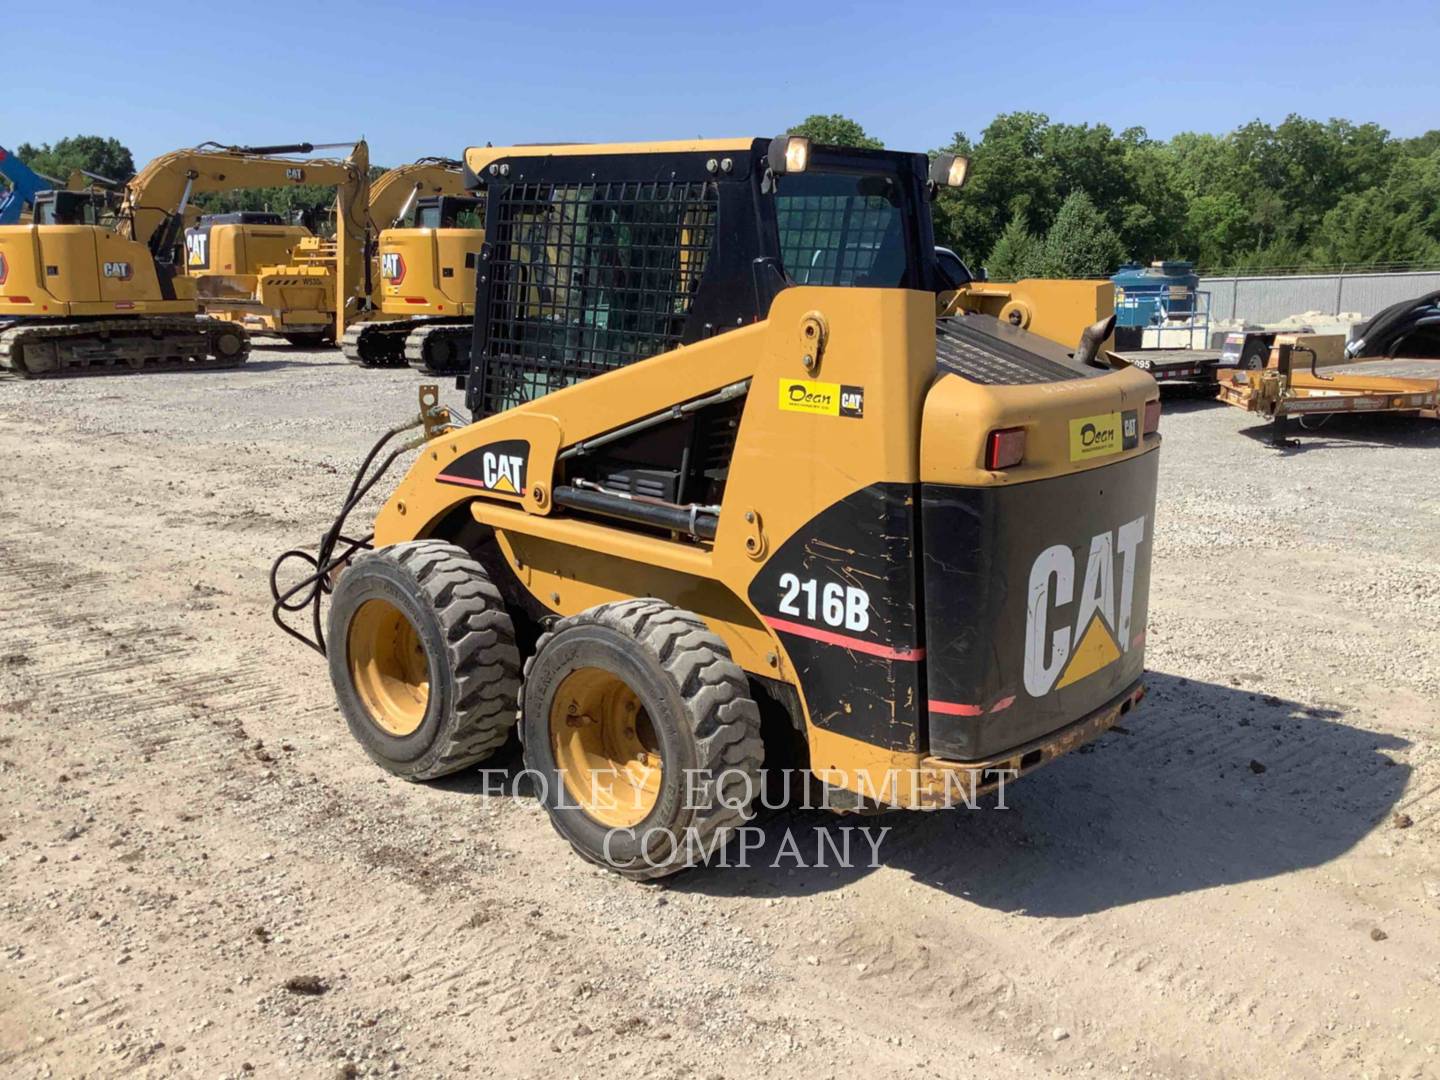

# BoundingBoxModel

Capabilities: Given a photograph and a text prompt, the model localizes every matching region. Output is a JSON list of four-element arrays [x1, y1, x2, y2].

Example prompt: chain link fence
[[1199, 270, 1440, 325]]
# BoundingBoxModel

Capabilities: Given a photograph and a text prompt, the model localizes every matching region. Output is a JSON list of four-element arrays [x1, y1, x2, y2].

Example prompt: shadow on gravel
[[668, 671, 1410, 915], [233, 359, 326, 373], [1234, 414, 1440, 453], [1157, 383, 1224, 412]]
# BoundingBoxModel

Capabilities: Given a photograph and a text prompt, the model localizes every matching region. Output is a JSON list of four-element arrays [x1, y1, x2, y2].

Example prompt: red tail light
[[985, 427, 1026, 470], [1143, 399, 1161, 435], [0, 252, 7, 285]]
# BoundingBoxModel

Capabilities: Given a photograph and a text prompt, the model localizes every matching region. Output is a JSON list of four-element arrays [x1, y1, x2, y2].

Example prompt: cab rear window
[[776, 172, 907, 288]]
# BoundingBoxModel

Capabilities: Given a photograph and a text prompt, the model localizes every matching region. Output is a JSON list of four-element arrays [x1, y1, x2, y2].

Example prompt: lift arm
[[120, 141, 369, 254]]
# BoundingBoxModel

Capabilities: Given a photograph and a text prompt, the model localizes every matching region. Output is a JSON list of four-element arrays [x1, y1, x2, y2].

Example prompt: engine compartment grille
[[935, 315, 1090, 385]]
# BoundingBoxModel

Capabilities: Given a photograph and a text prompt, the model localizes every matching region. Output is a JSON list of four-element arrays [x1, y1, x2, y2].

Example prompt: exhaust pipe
[[1074, 314, 1117, 369]]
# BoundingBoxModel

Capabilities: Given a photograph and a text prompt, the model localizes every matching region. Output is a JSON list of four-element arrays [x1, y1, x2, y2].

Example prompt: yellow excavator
[[273, 137, 1160, 880], [0, 141, 372, 376], [187, 157, 464, 347], [177, 142, 371, 345], [340, 162, 483, 372], [0, 180, 249, 376]]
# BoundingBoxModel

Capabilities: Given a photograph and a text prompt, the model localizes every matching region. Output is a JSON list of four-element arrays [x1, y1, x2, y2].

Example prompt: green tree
[[16, 135, 135, 183], [931, 112, 1057, 264], [787, 114, 883, 149], [1308, 152, 1440, 267], [1028, 191, 1125, 278], [983, 210, 1040, 280], [1115, 133, 1187, 262], [832, 110, 1440, 272]]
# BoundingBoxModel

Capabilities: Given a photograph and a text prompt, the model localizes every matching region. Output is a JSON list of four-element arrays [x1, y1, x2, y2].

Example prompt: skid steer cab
[[273, 137, 1161, 880]]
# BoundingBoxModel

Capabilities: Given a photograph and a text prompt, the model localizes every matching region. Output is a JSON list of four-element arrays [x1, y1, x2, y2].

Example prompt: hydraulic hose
[[269, 417, 424, 656]]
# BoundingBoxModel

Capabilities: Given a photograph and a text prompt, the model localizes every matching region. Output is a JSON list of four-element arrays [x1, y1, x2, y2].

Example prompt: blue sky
[[7, 0, 1438, 167]]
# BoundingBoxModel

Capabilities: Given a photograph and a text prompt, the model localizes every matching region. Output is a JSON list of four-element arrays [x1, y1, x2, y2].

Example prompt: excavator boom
[[129, 141, 372, 339]]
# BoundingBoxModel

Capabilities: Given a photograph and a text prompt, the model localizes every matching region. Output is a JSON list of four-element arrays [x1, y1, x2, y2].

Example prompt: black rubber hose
[[1348, 290, 1440, 358], [269, 424, 419, 656]]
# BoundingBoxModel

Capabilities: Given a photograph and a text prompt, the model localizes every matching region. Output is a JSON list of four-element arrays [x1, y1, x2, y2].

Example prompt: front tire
[[520, 599, 763, 880], [327, 541, 520, 780]]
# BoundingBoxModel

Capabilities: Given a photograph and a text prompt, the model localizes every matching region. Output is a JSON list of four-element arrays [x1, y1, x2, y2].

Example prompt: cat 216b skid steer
[[274, 137, 1161, 879]]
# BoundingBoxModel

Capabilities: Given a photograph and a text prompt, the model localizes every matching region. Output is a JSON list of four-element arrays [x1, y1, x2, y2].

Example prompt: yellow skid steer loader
[[273, 137, 1161, 879]]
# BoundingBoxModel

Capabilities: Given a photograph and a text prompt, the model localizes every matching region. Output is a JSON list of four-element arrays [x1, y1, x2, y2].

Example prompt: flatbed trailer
[[1112, 348, 1223, 384], [1217, 368, 1440, 417], [1216, 346, 1439, 445]]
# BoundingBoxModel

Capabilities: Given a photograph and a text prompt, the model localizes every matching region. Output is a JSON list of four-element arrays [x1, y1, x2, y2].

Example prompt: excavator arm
[[369, 158, 465, 230], [119, 140, 372, 334]]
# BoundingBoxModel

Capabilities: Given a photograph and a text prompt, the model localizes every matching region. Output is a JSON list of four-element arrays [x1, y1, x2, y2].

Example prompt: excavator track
[[341, 321, 411, 368], [0, 316, 250, 379], [405, 322, 472, 376]]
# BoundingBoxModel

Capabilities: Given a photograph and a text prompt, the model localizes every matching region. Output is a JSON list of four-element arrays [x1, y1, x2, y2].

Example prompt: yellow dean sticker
[[1069, 412, 1123, 461], [777, 379, 864, 418]]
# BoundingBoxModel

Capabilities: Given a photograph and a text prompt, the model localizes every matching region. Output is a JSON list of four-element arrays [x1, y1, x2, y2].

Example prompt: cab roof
[[463, 139, 762, 178]]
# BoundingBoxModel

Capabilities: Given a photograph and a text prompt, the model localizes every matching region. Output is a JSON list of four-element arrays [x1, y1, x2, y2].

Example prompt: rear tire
[[327, 541, 520, 780], [520, 599, 763, 880]]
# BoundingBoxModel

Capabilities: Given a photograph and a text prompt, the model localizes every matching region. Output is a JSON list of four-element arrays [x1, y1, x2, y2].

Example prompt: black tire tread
[[353, 540, 520, 779], [521, 598, 763, 880]]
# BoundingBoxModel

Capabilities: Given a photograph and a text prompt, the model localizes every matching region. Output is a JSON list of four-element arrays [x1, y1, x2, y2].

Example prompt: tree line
[[791, 112, 1440, 276], [11, 122, 1440, 277]]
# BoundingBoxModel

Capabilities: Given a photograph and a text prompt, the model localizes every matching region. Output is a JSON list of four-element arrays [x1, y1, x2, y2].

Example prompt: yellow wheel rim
[[347, 598, 430, 737], [549, 667, 662, 828]]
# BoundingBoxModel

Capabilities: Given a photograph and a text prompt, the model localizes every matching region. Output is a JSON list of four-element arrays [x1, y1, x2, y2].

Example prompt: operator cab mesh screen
[[478, 179, 718, 415]]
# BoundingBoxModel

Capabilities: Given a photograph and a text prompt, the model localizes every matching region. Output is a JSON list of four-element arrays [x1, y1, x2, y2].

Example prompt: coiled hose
[[269, 417, 425, 656]]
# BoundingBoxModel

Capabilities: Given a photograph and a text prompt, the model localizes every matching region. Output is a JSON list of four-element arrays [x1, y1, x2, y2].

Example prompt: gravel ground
[[0, 346, 1437, 1079]]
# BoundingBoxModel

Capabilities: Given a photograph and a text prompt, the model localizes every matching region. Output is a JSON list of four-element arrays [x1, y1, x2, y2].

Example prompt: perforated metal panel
[[935, 316, 1088, 385]]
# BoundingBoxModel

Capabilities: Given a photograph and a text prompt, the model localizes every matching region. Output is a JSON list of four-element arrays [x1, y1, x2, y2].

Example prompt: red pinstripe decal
[[436, 473, 492, 489], [762, 616, 924, 662], [929, 699, 983, 716], [930, 694, 1016, 717], [435, 473, 526, 497]]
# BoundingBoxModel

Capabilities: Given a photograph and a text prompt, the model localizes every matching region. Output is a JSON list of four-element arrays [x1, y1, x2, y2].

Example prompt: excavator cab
[[34, 189, 104, 226], [342, 193, 485, 374], [408, 195, 484, 230]]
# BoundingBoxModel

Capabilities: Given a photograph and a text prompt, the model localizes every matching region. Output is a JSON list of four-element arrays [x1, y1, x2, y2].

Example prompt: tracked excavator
[[178, 142, 371, 345], [187, 156, 462, 347], [340, 160, 483, 372], [272, 137, 1161, 880], [0, 141, 371, 376]]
